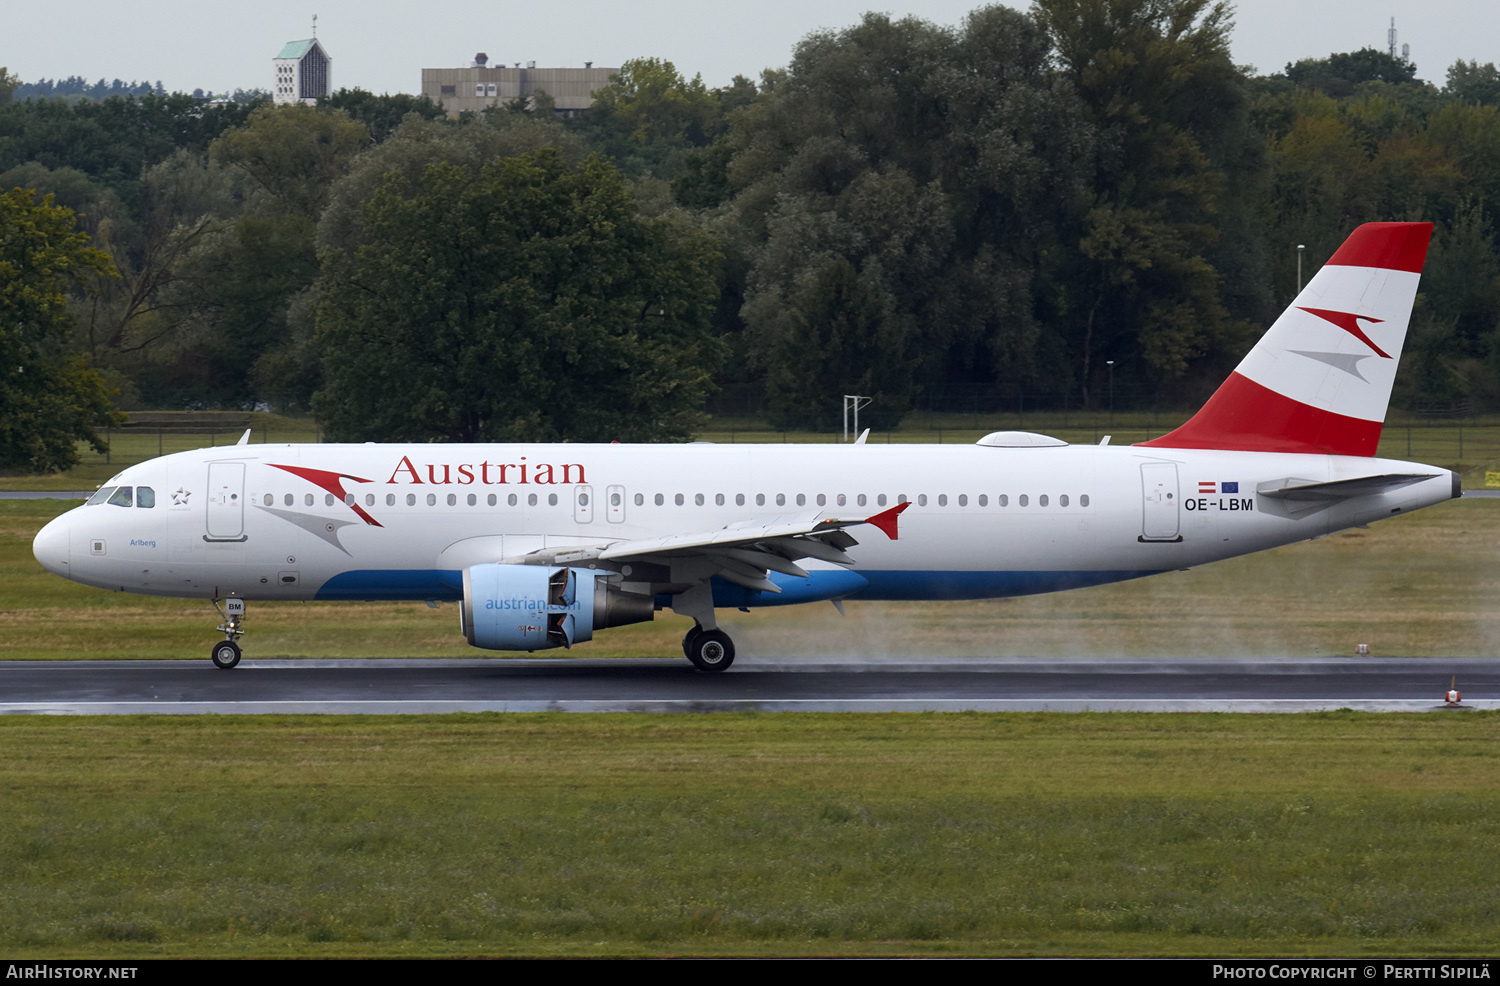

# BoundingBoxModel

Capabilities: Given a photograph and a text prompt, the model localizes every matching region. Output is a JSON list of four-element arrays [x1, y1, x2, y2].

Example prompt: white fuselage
[[32, 441, 1457, 608]]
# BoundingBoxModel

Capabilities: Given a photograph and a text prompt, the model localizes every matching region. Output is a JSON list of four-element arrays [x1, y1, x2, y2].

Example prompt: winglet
[[237, 429, 252, 446], [865, 501, 911, 540]]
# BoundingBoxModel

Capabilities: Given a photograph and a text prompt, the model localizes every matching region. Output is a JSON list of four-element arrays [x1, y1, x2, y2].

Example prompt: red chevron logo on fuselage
[[270, 464, 383, 527], [1297, 307, 1391, 358]]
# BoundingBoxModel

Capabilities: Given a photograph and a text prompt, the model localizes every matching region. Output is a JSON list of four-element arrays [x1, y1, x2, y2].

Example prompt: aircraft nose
[[32, 514, 70, 577]]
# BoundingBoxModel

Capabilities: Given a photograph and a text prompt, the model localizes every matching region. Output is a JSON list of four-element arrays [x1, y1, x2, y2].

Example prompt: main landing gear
[[211, 598, 245, 669], [682, 624, 735, 672]]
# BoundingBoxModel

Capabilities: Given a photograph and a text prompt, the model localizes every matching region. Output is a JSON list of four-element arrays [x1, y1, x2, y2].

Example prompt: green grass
[[4, 496, 1499, 661], [1, 712, 1498, 957], [8, 410, 1500, 491]]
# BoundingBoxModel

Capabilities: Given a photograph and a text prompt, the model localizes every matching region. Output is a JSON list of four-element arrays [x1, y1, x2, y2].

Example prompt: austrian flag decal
[[1199, 481, 1239, 494]]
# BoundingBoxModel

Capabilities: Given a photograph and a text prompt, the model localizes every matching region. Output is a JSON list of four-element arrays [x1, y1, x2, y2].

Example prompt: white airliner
[[33, 222, 1457, 671]]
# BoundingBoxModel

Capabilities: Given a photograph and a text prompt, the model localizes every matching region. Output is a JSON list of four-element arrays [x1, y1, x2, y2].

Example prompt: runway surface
[[0, 656, 1494, 714]]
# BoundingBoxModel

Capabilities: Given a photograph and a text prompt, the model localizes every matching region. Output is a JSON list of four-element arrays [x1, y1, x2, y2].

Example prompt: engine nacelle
[[461, 563, 653, 651]]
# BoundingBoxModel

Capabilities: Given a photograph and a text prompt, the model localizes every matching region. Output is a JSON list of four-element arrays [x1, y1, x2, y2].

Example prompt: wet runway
[[0, 656, 1494, 714]]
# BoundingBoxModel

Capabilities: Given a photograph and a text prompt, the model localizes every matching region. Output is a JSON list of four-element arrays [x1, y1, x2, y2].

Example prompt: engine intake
[[461, 563, 653, 651]]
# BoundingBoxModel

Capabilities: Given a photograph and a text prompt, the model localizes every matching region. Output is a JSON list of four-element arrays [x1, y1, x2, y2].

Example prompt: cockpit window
[[86, 487, 116, 506], [136, 487, 155, 508], [107, 487, 133, 508]]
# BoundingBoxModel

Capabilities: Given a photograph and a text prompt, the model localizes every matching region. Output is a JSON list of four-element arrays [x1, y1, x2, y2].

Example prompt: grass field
[[4, 432, 1500, 957], [6, 409, 1500, 491], [1, 712, 1498, 957]]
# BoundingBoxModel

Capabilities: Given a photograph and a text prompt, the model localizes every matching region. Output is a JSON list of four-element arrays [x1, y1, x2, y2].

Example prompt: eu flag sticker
[[1221, 482, 1239, 494]]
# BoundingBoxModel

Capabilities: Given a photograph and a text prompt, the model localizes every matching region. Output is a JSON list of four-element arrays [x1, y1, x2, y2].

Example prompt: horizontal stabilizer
[[1256, 473, 1439, 501]]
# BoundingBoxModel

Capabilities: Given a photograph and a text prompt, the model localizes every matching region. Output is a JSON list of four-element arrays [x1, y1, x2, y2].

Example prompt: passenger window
[[897, 494, 908, 504], [756, 494, 765, 506], [978, 494, 988, 506], [108, 487, 133, 508], [857, 494, 866, 507], [1080, 494, 1090, 508], [263, 492, 273, 505], [735, 494, 745, 506], [816, 494, 826, 506], [526, 494, 536, 506], [836, 494, 845, 506], [938, 495, 947, 507], [634, 493, 644, 506], [796, 494, 806, 506], [655, 493, 664, 506], [695, 494, 704, 506], [877, 494, 887, 507], [367, 494, 377, 507], [1060, 494, 1069, 507], [284, 493, 294, 507], [467, 493, 477, 506], [958, 495, 966, 506], [579, 492, 590, 506], [999, 494, 1009, 507], [326, 494, 335, 506], [386, 494, 396, 506], [715, 493, 725, 506], [675, 494, 684, 506], [305, 494, 314, 507], [407, 494, 416, 506], [427, 494, 437, 506], [1019, 495, 1029, 507], [917, 495, 927, 507], [547, 493, 558, 506], [1039, 495, 1049, 507], [776, 494, 786, 506], [488, 494, 497, 506], [611, 492, 621, 506], [87, 487, 116, 506], [345, 493, 355, 506], [136, 487, 156, 508], [446, 494, 456, 506]]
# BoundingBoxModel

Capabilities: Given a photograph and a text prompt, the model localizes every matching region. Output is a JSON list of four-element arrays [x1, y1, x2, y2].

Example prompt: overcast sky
[[5, 1, 1497, 96]]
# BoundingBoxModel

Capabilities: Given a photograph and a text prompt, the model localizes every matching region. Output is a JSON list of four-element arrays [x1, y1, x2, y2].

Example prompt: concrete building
[[273, 38, 332, 105], [421, 53, 615, 117]]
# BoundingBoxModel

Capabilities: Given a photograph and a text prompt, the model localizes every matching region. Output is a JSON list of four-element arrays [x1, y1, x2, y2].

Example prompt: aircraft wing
[[506, 502, 911, 594]]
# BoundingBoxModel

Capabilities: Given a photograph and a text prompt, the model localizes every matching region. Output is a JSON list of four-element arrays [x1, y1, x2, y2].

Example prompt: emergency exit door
[[1139, 462, 1181, 542], [206, 462, 246, 540]]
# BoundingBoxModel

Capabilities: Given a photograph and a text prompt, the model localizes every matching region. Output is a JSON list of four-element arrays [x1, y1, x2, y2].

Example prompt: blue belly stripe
[[315, 568, 1165, 603]]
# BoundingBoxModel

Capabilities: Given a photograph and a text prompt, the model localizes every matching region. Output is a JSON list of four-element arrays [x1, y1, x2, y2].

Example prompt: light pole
[[1106, 360, 1115, 430], [1297, 244, 1305, 294]]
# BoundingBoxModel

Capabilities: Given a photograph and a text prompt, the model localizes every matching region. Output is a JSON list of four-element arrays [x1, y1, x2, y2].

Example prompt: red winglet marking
[[270, 464, 383, 527], [1324, 222, 1432, 274], [864, 500, 911, 541], [1297, 307, 1391, 358]]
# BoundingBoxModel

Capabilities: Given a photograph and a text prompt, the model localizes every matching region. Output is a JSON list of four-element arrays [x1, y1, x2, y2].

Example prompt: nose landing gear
[[211, 598, 245, 669]]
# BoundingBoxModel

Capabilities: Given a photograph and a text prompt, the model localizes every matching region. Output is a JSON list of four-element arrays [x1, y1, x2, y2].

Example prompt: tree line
[[6, 0, 1500, 470]]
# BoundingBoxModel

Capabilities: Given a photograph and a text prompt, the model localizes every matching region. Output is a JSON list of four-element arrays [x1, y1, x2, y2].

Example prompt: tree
[[322, 88, 445, 143], [0, 188, 122, 472], [726, 6, 1094, 427], [1285, 48, 1420, 98], [313, 149, 724, 442], [1035, 0, 1258, 402], [0, 67, 18, 105], [1447, 60, 1500, 106]]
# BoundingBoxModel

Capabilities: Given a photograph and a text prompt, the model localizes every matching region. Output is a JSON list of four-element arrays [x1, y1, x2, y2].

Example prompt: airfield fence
[[65, 411, 1500, 488]]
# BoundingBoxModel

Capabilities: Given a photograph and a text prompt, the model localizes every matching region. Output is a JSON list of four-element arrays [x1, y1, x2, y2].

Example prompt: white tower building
[[273, 38, 332, 105]]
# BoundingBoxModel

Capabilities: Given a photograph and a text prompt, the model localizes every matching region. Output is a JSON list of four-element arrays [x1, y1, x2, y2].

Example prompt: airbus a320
[[33, 222, 1456, 671]]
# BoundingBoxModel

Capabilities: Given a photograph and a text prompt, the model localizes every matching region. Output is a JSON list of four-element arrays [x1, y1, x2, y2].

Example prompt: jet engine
[[461, 563, 654, 651]]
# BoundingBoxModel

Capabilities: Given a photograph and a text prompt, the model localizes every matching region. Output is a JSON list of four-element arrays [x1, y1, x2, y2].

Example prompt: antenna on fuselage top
[[236, 429, 251, 446]]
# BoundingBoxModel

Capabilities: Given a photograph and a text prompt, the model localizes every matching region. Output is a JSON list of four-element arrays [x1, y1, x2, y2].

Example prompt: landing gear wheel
[[211, 640, 241, 670], [686, 628, 734, 672], [682, 624, 703, 660]]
